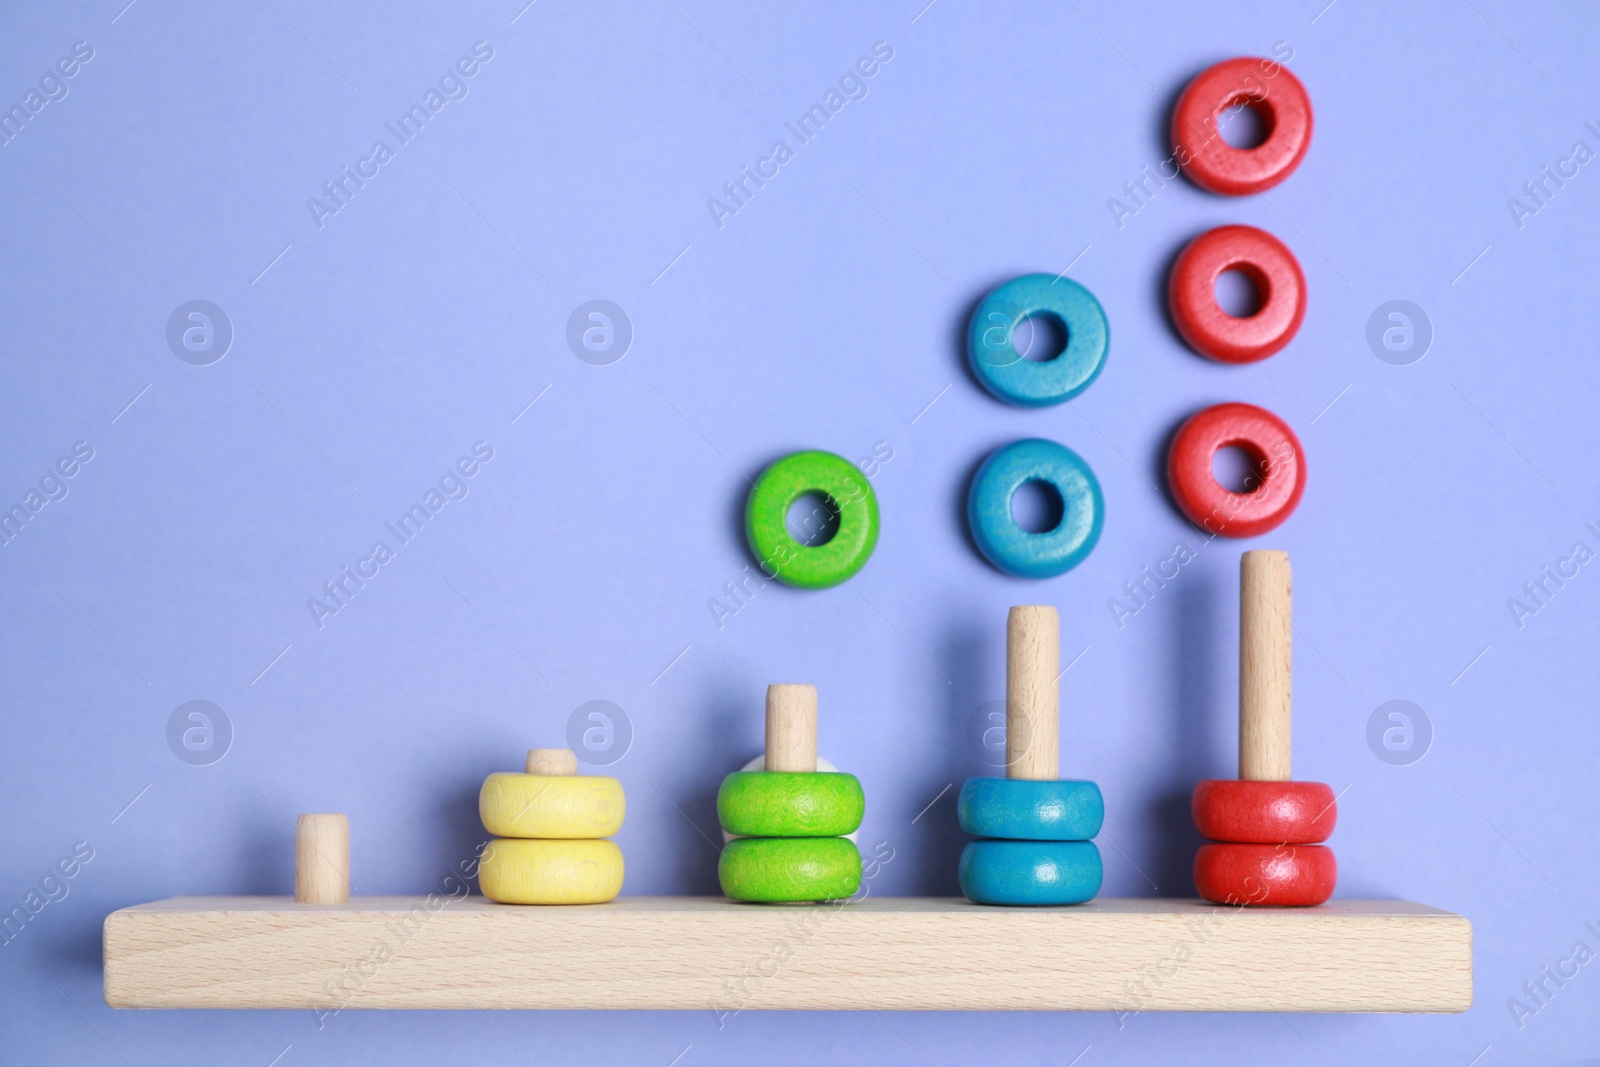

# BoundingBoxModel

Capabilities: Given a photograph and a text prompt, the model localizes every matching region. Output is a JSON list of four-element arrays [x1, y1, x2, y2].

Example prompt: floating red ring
[[1167, 402, 1305, 538], [1194, 843, 1335, 906], [1170, 225, 1305, 364], [1192, 779, 1336, 844], [1173, 57, 1313, 195]]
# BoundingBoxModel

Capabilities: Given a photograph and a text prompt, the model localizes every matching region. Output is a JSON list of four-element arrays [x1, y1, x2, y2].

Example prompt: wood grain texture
[[104, 896, 1470, 1013], [1240, 550, 1293, 781], [765, 684, 818, 772], [525, 748, 578, 776], [1006, 605, 1060, 780], [293, 815, 349, 905]]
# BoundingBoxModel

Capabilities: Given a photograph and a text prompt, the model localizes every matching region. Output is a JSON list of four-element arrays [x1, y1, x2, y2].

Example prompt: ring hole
[[1217, 99, 1269, 149], [1011, 479, 1065, 534], [786, 492, 840, 546], [1214, 269, 1262, 318], [1212, 445, 1267, 495], [1010, 312, 1069, 363]]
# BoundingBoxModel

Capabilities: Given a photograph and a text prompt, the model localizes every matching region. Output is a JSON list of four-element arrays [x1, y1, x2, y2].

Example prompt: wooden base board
[[104, 896, 1471, 1013]]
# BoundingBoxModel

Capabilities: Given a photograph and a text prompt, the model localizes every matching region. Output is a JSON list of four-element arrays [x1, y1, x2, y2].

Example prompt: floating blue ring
[[966, 439, 1104, 579], [967, 274, 1109, 407]]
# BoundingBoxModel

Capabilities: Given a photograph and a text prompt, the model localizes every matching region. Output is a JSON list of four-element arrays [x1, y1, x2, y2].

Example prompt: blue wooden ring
[[959, 840, 1103, 905], [966, 439, 1104, 579], [958, 778, 1104, 841], [966, 274, 1109, 407]]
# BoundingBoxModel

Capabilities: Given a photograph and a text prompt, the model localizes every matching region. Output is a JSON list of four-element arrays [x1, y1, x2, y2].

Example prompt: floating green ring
[[717, 772, 865, 838], [745, 451, 879, 589], [719, 837, 863, 903]]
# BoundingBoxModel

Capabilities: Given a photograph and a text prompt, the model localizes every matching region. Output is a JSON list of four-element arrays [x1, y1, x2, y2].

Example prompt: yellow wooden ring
[[479, 773, 624, 838], [477, 839, 624, 904]]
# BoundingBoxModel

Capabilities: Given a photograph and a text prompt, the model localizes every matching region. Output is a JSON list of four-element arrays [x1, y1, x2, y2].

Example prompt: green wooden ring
[[718, 837, 862, 902], [745, 451, 879, 589], [717, 772, 865, 837]]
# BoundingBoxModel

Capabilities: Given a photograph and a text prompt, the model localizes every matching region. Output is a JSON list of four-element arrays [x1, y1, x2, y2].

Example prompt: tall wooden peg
[[294, 813, 350, 904], [1239, 550, 1293, 781], [1006, 605, 1060, 781], [765, 684, 818, 772]]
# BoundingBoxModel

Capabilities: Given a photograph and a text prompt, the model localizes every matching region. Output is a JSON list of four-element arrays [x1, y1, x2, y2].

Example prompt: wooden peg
[[294, 814, 349, 904], [1006, 605, 1060, 781], [526, 748, 579, 776], [765, 684, 818, 772], [1239, 550, 1292, 781]]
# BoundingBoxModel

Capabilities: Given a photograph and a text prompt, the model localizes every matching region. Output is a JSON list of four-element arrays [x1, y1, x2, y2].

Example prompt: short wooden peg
[[1239, 550, 1292, 781], [294, 814, 350, 905], [526, 748, 579, 776], [765, 684, 818, 773], [1006, 605, 1060, 781]]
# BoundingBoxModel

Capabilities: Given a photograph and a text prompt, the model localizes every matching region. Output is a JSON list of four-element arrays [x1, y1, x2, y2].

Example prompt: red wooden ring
[[1192, 780, 1335, 844], [1173, 57, 1313, 196], [1194, 843, 1335, 906], [1166, 402, 1305, 538], [1169, 225, 1305, 364]]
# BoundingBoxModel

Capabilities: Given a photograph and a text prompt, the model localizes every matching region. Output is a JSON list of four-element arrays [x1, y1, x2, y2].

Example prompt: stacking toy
[[477, 747, 625, 904], [1172, 57, 1314, 196], [965, 273, 1109, 407], [717, 769, 864, 838], [967, 440, 1105, 579], [1167, 402, 1305, 538], [958, 606, 1103, 905], [745, 451, 879, 589], [718, 837, 862, 903], [1168, 224, 1305, 364], [1192, 551, 1336, 906], [717, 684, 864, 903]]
